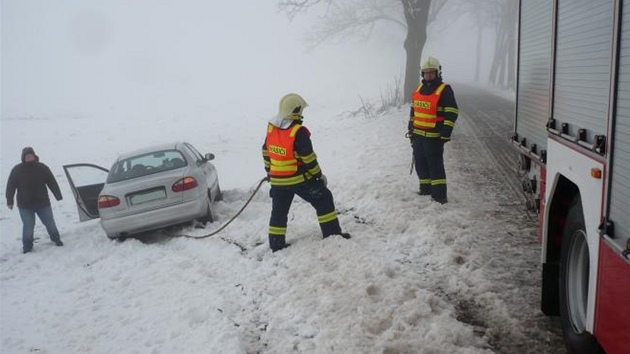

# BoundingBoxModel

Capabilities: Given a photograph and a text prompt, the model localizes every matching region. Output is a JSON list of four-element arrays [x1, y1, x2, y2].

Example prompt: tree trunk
[[403, 0, 432, 102]]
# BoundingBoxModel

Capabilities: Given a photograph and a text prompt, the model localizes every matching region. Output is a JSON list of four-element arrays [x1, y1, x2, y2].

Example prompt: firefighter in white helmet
[[407, 56, 459, 204], [262, 93, 350, 252]]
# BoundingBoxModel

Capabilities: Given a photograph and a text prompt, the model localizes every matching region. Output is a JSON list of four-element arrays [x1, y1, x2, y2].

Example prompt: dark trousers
[[412, 136, 447, 201], [269, 178, 341, 251], [18, 205, 61, 251]]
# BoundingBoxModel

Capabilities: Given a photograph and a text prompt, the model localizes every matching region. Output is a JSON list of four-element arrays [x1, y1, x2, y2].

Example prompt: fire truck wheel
[[558, 197, 604, 353]]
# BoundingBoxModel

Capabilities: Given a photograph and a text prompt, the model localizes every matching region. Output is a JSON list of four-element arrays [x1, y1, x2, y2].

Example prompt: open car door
[[63, 163, 109, 221]]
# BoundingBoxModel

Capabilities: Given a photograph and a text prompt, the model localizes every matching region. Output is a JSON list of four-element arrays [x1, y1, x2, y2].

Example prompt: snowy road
[[0, 87, 567, 353]]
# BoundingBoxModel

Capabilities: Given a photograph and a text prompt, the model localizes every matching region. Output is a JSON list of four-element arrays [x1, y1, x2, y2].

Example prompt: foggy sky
[[1, 0, 493, 122], [1, 0, 407, 121]]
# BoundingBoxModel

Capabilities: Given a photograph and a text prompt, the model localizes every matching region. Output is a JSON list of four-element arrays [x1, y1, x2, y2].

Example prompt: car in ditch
[[63, 141, 222, 240]]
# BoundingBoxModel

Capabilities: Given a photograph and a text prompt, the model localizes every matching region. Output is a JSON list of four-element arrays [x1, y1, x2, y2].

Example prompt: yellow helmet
[[421, 56, 441, 76], [277, 93, 308, 120]]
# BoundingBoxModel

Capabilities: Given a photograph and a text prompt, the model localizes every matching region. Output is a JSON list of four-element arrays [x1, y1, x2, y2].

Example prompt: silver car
[[64, 141, 221, 240]]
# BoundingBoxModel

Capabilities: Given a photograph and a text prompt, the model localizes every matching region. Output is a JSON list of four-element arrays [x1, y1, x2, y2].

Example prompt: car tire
[[214, 183, 223, 202], [558, 196, 604, 354], [198, 196, 215, 224]]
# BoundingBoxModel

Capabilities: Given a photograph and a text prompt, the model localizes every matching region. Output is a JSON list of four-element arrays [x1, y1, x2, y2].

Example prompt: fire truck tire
[[559, 197, 604, 354]]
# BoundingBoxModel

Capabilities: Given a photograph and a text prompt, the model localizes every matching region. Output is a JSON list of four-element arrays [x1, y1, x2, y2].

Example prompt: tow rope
[[176, 177, 267, 239]]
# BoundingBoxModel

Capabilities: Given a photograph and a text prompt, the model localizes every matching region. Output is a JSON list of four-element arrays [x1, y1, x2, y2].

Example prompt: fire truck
[[512, 0, 630, 353]]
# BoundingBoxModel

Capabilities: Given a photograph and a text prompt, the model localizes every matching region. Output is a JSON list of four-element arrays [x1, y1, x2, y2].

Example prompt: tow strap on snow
[[176, 177, 268, 239]]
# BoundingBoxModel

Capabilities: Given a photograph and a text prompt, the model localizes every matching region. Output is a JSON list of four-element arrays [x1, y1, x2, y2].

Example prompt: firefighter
[[407, 56, 459, 204], [262, 93, 350, 252]]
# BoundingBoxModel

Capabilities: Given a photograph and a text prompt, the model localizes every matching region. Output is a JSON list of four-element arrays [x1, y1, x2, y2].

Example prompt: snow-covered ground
[[0, 95, 565, 353]]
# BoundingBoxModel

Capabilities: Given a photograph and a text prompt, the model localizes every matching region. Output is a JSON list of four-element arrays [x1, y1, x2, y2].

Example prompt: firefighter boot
[[269, 235, 290, 252]]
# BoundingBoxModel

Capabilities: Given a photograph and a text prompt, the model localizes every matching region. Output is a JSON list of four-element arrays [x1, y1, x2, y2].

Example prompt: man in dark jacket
[[262, 93, 350, 252], [407, 56, 459, 204], [6, 147, 64, 253]]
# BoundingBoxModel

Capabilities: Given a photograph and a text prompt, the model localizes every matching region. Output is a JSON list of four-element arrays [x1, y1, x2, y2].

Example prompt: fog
[[1, 0, 409, 122], [1, 0, 507, 124]]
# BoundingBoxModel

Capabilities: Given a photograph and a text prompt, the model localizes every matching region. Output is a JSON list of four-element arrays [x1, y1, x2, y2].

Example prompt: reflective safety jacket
[[408, 79, 459, 140], [262, 122, 322, 187], [412, 82, 446, 131]]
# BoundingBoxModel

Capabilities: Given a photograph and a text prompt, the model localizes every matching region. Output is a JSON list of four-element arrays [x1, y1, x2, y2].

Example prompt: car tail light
[[172, 177, 198, 192], [98, 195, 120, 208]]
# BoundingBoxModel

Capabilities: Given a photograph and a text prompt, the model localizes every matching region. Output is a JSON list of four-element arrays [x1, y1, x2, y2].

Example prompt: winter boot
[[432, 197, 448, 204]]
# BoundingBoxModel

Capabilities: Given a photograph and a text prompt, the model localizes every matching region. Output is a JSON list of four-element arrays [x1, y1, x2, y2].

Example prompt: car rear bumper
[[100, 197, 207, 238]]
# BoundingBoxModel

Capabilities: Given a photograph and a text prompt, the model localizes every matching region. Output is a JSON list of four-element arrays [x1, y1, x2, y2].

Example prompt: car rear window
[[107, 150, 187, 183]]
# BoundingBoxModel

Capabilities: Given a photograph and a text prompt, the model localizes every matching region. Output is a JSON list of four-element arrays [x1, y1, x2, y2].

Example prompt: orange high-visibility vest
[[266, 123, 302, 177], [411, 83, 447, 130]]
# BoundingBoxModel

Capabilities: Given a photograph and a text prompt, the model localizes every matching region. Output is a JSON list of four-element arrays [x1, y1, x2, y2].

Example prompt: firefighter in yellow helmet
[[262, 93, 350, 252], [407, 56, 459, 204]]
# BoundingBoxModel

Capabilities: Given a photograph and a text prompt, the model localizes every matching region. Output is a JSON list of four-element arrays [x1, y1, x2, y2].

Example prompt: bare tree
[[278, 0, 447, 101], [279, 0, 517, 95]]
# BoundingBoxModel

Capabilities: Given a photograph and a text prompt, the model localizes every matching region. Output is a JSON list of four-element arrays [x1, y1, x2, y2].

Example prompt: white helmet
[[277, 93, 308, 120], [421, 56, 441, 77]]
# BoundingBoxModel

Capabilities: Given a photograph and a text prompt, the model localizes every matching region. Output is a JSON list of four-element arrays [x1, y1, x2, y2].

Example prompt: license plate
[[128, 188, 166, 205]]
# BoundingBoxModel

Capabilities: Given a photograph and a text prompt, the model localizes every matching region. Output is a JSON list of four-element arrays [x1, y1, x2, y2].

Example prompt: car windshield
[[107, 149, 187, 183]]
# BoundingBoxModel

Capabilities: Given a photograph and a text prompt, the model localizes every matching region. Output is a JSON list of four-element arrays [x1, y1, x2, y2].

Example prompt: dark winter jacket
[[408, 77, 459, 140], [5, 148, 63, 209]]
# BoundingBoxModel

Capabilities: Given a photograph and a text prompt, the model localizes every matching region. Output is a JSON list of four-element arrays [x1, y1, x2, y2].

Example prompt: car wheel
[[558, 196, 604, 354], [198, 196, 215, 224], [214, 183, 223, 202]]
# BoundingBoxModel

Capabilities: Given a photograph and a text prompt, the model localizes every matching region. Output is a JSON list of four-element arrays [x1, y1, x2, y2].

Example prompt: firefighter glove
[[320, 174, 328, 187], [406, 131, 414, 145]]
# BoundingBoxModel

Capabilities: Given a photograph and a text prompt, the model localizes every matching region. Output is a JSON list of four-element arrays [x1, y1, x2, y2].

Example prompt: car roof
[[116, 141, 186, 161]]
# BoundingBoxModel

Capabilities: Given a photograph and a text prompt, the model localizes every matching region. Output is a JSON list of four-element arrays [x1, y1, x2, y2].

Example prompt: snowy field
[[0, 94, 566, 353]]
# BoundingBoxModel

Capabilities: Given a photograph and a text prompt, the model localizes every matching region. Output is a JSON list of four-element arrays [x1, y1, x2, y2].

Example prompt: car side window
[[184, 143, 204, 164]]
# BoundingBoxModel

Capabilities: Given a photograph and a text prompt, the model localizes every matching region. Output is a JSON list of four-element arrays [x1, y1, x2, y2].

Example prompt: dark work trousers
[[412, 136, 447, 202], [269, 178, 341, 251]]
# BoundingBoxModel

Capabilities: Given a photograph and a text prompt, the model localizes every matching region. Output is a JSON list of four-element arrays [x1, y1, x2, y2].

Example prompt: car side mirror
[[204, 153, 215, 161]]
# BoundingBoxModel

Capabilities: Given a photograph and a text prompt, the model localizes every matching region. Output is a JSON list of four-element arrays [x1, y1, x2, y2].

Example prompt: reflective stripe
[[264, 161, 270, 168], [412, 129, 441, 138], [269, 226, 287, 235], [270, 158, 298, 166], [435, 84, 447, 95], [307, 165, 321, 176], [270, 165, 298, 173], [289, 124, 301, 137], [270, 175, 306, 186], [419, 179, 432, 185], [262, 149, 269, 157], [298, 152, 317, 164], [414, 112, 437, 119], [444, 107, 459, 114], [431, 179, 447, 186], [444, 120, 455, 128], [317, 211, 338, 224], [289, 124, 302, 137], [414, 121, 439, 129]]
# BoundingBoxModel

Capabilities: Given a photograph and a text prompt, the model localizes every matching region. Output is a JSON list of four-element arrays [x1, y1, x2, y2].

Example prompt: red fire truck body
[[513, 1, 630, 353]]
